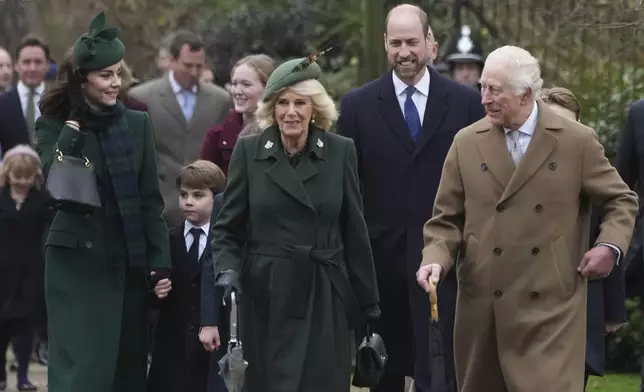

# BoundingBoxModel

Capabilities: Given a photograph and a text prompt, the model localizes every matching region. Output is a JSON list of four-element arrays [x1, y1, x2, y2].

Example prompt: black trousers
[[0, 318, 33, 382]]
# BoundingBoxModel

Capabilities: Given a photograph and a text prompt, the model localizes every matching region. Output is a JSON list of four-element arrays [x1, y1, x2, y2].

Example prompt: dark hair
[[169, 30, 204, 59], [15, 35, 50, 61], [38, 48, 74, 118], [385, 4, 431, 39]]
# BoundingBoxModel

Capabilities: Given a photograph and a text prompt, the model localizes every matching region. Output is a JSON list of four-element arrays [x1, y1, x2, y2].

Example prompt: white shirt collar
[[17, 81, 45, 97], [169, 71, 197, 95], [183, 220, 210, 238], [504, 101, 538, 136], [392, 67, 431, 97]]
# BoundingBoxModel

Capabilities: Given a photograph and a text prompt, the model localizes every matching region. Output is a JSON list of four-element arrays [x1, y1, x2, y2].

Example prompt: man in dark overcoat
[[336, 4, 485, 391], [614, 98, 644, 390]]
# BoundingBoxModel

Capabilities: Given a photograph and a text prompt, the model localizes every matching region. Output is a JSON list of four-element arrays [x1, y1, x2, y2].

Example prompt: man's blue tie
[[404, 86, 421, 141]]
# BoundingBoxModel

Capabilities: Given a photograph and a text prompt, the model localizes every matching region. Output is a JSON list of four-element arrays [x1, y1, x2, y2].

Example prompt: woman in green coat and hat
[[212, 55, 381, 391], [35, 12, 171, 392]]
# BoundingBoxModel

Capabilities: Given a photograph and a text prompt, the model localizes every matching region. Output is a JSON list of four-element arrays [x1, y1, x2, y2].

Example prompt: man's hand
[[416, 264, 442, 292], [151, 271, 172, 299], [199, 326, 221, 352], [578, 246, 616, 279]]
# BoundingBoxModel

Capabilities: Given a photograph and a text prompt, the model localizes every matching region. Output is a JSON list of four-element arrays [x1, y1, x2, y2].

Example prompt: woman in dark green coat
[[35, 12, 171, 392], [212, 56, 381, 391]]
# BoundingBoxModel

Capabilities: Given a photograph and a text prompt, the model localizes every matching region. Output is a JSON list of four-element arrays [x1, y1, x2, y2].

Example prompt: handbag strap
[[55, 147, 91, 167]]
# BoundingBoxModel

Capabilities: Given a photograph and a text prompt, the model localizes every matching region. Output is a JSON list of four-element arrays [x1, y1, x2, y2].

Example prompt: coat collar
[[475, 100, 564, 202], [253, 125, 326, 210]]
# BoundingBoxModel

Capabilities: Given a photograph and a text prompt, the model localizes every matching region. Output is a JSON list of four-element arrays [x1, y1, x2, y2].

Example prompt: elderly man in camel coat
[[416, 45, 638, 392]]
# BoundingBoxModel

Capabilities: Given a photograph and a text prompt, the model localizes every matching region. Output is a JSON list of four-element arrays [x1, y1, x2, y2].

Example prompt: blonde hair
[[0, 145, 43, 189], [540, 87, 581, 121], [231, 54, 276, 87], [176, 160, 226, 193], [256, 79, 338, 131]]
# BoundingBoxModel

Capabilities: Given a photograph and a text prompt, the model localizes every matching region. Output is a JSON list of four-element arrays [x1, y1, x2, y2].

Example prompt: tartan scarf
[[86, 102, 146, 270]]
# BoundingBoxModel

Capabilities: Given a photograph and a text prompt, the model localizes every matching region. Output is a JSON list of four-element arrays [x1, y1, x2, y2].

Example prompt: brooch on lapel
[[264, 141, 274, 149], [316, 139, 324, 148]]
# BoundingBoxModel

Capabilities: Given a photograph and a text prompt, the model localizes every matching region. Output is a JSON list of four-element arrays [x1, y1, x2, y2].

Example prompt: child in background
[[0, 145, 53, 391]]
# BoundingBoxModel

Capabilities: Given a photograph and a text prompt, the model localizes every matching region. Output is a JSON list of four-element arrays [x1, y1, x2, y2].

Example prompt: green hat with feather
[[262, 48, 332, 102], [73, 12, 125, 71]]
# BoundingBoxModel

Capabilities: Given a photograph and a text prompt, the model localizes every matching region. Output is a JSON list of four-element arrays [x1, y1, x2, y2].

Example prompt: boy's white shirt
[[183, 220, 210, 260]]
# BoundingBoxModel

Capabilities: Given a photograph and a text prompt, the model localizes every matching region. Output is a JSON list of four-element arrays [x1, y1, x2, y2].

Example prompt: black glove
[[66, 64, 89, 126], [215, 269, 241, 303], [362, 303, 381, 323], [149, 268, 171, 288]]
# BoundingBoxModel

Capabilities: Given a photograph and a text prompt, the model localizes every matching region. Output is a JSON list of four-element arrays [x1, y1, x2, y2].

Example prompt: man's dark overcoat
[[336, 67, 485, 390]]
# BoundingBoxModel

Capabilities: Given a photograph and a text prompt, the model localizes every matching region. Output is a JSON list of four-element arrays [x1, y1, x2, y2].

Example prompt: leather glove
[[215, 269, 241, 303], [149, 268, 171, 288], [66, 64, 89, 126], [362, 303, 381, 323]]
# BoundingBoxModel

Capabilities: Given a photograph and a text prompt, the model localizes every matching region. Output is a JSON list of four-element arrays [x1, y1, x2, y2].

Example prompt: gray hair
[[484, 45, 543, 96]]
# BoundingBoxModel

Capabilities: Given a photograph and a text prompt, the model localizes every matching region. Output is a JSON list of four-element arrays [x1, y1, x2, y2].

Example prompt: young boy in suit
[[148, 160, 228, 392]]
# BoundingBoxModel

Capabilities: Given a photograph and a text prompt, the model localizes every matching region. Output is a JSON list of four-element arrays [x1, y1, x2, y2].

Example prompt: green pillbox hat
[[262, 57, 322, 102], [73, 12, 125, 71]]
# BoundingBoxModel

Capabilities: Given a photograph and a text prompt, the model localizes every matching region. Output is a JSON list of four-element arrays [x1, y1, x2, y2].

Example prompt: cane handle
[[428, 280, 439, 322]]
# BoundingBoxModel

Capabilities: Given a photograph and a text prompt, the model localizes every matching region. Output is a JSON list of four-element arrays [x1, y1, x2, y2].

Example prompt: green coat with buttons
[[35, 110, 170, 392]]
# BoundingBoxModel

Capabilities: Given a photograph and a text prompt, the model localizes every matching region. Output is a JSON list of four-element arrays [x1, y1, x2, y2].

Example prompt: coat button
[[494, 247, 502, 255], [532, 247, 540, 255], [530, 291, 540, 299], [535, 204, 543, 213], [496, 204, 505, 212], [480, 163, 488, 171], [188, 325, 195, 331], [494, 290, 503, 298], [85, 241, 93, 249], [548, 162, 557, 170]]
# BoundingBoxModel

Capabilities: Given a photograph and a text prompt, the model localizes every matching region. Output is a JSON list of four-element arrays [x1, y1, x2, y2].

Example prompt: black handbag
[[45, 148, 102, 209], [352, 324, 388, 388]]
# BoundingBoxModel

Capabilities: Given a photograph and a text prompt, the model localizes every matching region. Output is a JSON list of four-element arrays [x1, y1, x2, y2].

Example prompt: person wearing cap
[[211, 55, 380, 391], [444, 25, 485, 89], [34, 12, 171, 392]]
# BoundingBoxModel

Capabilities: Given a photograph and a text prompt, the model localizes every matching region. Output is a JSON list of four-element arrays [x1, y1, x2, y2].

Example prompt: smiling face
[[384, 8, 437, 85], [274, 89, 313, 139], [84, 62, 122, 107], [231, 63, 264, 115], [15, 45, 48, 88]]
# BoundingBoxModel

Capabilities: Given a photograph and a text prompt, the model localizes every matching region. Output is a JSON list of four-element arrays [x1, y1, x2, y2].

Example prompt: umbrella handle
[[230, 291, 239, 344], [428, 280, 439, 322]]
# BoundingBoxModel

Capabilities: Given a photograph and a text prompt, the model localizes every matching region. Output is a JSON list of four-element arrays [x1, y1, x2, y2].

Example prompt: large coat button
[[496, 204, 505, 212], [481, 163, 488, 171], [494, 290, 503, 298], [549, 162, 557, 170], [532, 247, 540, 255], [530, 291, 540, 299], [85, 241, 93, 249], [535, 204, 543, 213], [494, 248, 502, 255]]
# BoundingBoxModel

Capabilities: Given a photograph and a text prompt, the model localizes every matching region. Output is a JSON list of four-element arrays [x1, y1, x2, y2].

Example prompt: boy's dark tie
[[188, 227, 203, 263]]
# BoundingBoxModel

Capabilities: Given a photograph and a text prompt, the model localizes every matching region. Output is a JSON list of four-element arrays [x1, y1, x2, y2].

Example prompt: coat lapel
[[158, 77, 188, 128], [500, 102, 562, 203], [413, 68, 449, 157], [255, 126, 324, 210], [475, 121, 515, 190], [377, 73, 415, 154]]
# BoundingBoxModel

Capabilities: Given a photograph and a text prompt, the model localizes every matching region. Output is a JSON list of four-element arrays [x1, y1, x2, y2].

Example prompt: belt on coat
[[246, 242, 363, 328]]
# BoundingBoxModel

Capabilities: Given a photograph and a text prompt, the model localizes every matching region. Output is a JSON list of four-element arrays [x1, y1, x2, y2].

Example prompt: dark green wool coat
[[36, 109, 170, 392], [212, 125, 379, 392]]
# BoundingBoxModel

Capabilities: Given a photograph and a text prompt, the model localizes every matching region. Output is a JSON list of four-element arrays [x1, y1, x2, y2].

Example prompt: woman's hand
[[66, 64, 88, 124], [199, 326, 221, 352]]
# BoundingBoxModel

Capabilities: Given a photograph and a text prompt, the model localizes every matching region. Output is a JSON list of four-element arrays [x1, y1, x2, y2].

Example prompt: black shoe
[[17, 380, 37, 391]]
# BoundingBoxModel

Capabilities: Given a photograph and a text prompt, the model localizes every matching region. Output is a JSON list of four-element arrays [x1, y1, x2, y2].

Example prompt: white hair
[[484, 45, 543, 96]]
